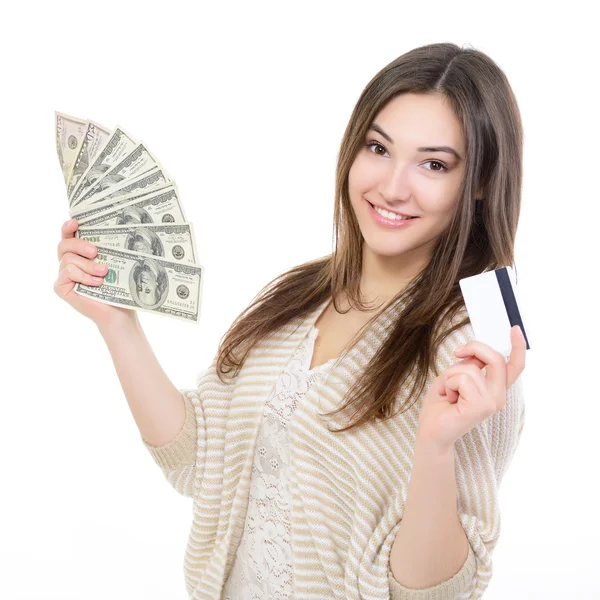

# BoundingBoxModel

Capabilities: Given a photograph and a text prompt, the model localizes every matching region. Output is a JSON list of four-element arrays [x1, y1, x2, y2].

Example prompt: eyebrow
[[367, 123, 463, 161]]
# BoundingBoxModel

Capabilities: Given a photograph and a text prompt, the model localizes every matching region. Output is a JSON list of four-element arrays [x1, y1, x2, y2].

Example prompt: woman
[[54, 41, 527, 599]]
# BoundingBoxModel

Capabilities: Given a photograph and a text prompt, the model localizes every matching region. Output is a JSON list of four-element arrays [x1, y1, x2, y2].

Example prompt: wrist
[[96, 310, 140, 340], [414, 432, 455, 461]]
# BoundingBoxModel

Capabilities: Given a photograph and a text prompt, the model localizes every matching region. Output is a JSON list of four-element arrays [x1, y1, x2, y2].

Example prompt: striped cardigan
[[141, 296, 525, 599]]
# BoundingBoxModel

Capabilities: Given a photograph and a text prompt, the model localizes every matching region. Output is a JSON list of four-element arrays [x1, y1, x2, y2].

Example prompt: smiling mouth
[[366, 200, 418, 219]]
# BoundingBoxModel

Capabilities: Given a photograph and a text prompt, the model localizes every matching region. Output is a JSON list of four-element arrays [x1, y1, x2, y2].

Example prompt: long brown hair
[[215, 42, 524, 433]]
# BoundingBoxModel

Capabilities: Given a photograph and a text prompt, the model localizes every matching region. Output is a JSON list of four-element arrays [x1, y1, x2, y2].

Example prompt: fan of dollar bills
[[55, 111, 204, 324]]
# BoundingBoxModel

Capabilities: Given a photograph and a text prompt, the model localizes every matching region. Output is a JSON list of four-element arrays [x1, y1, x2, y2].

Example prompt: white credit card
[[459, 266, 531, 357]]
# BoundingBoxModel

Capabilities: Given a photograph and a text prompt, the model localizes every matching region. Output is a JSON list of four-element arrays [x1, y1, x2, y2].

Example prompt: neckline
[[306, 325, 338, 372], [287, 295, 406, 377]]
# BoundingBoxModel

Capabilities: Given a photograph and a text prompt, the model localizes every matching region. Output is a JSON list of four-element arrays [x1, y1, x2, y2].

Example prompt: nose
[[379, 161, 412, 204]]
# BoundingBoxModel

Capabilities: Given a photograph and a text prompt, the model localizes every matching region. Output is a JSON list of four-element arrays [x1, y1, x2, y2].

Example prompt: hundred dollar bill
[[66, 120, 112, 200], [55, 112, 88, 187], [74, 245, 204, 323], [69, 181, 173, 219], [76, 165, 171, 207], [70, 126, 138, 206], [72, 185, 186, 226], [77, 223, 198, 265], [72, 142, 165, 209]]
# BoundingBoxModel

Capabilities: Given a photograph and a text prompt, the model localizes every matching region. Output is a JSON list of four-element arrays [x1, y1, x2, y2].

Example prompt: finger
[[439, 359, 485, 395], [55, 263, 105, 292], [453, 340, 506, 392], [445, 373, 490, 416], [57, 237, 98, 262], [506, 326, 526, 388], [61, 218, 79, 240], [59, 252, 107, 278], [438, 361, 483, 395], [440, 363, 487, 397], [456, 355, 486, 370]]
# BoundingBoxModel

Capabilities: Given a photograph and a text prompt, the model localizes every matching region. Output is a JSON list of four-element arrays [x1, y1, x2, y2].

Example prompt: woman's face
[[348, 92, 468, 268]]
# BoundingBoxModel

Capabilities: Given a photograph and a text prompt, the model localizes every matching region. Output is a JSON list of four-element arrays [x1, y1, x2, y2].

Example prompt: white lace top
[[222, 325, 337, 600]]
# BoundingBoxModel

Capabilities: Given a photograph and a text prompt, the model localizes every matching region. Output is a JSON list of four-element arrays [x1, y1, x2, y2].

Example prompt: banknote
[[72, 142, 165, 209], [57, 110, 202, 324], [69, 179, 174, 220], [66, 120, 112, 199], [69, 126, 138, 206], [75, 165, 171, 207], [72, 185, 186, 226], [74, 245, 204, 323], [76, 223, 198, 265], [55, 112, 88, 186]]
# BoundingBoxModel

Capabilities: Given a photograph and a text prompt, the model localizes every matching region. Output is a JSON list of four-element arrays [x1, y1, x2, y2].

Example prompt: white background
[[1, 1, 598, 598]]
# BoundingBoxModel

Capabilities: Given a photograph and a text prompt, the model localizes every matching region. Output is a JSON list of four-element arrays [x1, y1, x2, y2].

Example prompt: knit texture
[[222, 324, 337, 598], [141, 297, 525, 599]]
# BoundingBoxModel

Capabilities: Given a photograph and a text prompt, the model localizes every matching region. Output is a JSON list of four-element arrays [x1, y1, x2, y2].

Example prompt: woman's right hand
[[54, 218, 137, 330]]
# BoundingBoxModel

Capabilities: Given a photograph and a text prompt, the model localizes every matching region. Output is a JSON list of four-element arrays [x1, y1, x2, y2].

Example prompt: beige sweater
[[141, 296, 525, 599]]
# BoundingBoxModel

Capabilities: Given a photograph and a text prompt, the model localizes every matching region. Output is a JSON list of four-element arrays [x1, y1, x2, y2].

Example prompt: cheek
[[418, 195, 451, 215], [428, 190, 461, 215], [348, 161, 360, 193], [414, 175, 462, 214], [347, 165, 361, 209], [348, 154, 375, 188]]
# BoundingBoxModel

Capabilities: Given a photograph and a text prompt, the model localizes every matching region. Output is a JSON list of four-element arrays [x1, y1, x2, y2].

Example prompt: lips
[[365, 199, 420, 230], [367, 200, 418, 219]]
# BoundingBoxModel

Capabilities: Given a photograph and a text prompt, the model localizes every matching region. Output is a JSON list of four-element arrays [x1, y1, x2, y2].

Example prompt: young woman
[[55, 42, 527, 600]]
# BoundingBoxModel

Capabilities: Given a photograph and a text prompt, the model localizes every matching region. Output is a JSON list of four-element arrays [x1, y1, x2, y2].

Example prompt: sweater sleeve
[[388, 545, 477, 600], [139, 360, 214, 498], [140, 389, 204, 498], [387, 373, 526, 599], [386, 311, 526, 599]]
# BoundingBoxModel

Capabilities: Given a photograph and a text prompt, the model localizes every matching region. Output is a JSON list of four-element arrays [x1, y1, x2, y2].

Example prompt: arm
[[98, 312, 186, 446], [386, 377, 525, 599], [389, 437, 475, 591], [98, 313, 198, 474], [385, 317, 525, 598]]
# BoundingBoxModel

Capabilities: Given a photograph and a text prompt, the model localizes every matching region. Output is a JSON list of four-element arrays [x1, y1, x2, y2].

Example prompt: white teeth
[[372, 204, 413, 220]]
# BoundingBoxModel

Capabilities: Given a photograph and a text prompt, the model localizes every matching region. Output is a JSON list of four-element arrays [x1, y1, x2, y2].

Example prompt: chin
[[363, 239, 411, 258]]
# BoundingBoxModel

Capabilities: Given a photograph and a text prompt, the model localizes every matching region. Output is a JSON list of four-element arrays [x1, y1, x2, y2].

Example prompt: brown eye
[[423, 160, 448, 172], [366, 142, 388, 157]]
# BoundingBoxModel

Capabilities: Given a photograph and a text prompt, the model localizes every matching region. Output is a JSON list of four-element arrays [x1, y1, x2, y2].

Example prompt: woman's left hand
[[417, 325, 527, 453]]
